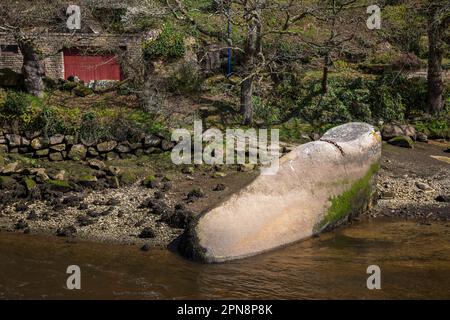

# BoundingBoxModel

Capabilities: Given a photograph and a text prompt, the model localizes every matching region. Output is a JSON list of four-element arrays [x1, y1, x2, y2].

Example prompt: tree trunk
[[16, 36, 45, 97], [240, 76, 254, 125], [239, 0, 264, 125], [322, 54, 331, 94], [426, 5, 445, 114]]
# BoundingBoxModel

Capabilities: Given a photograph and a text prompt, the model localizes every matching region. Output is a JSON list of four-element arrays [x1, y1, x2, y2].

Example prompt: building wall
[[0, 32, 143, 80]]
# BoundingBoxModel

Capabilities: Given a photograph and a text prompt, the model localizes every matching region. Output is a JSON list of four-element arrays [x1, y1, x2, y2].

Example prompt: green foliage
[[414, 117, 450, 139], [0, 90, 43, 128], [142, 22, 186, 61], [382, 4, 425, 56], [2, 91, 30, 116], [252, 96, 280, 125], [273, 73, 431, 128], [167, 62, 203, 94]]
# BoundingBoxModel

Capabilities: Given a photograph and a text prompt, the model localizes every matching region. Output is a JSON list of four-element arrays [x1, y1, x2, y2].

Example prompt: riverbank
[[0, 151, 259, 247], [0, 139, 449, 250], [368, 140, 450, 221]]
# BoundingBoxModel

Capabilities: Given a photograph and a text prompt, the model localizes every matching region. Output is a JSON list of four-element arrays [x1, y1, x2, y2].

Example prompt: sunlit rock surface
[[179, 122, 382, 263]]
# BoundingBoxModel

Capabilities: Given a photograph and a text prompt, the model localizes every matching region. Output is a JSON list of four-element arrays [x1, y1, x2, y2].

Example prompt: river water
[[0, 219, 449, 299]]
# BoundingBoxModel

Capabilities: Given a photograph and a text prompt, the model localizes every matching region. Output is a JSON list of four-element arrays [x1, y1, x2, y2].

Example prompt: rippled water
[[1, 219, 449, 299]]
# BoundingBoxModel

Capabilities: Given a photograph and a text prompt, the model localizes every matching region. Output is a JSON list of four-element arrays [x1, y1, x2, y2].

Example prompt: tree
[[0, 0, 63, 96], [298, 0, 364, 94], [425, 0, 449, 114], [166, 0, 312, 124]]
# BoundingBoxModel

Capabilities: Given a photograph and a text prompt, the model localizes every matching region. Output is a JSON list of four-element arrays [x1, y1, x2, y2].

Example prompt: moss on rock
[[45, 179, 72, 192], [315, 163, 380, 233]]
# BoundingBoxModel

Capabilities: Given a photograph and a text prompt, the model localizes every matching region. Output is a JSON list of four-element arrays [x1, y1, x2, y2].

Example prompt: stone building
[[0, 0, 148, 86], [0, 31, 143, 86]]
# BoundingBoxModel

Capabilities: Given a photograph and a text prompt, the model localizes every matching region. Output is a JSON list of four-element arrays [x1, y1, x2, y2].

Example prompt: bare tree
[[425, 0, 449, 114], [166, 0, 313, 124], [0, 0, 64, 96]]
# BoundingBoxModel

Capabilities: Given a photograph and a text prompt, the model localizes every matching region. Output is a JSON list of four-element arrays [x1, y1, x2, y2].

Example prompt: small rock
[[35, 148, 50, 157], [140, 243, 151, 251], [187, 187, 204, 200], [2, 162, 20, 174], [416, 132, 428, 143], [49, 152, 64, 161], [76, 215, 95, 227], [435, 195, 450, 203], [239, 163, 255, 172], [50, 144, 66, 152], [415, 181, 433, 192], [15, 219, 28, 230], [97, 141, 117, 153], [87, 147, 99, 157], [6, 134, 22, 147], [106, 198, 120, 206], [387, 136, 414, 148], [116, 143, 131, 153], [68, 144, 87, 160], [64, 135, 77, 145], [139, 227, 156, 239], [31, 137, 48, 150], [15, 203, 28, 212], [88, 159, 106, 170], [56, 226, 77, 237], [162, 182, 172, 191], [78, 203, 88, 210], [213, 172, 227, 178], [213, 183, 226, 191], [27, 211, 38, 220], [49, 134, 65, 145], [143, 134, 161, 148], [161, 139, 174, 151], [50, 170, 66, 181], [182, 166, 195, 174]]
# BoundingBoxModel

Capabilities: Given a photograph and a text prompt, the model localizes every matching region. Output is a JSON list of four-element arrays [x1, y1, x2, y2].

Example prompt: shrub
[[252, 96, 280, 125], [1, 91, 30, 117], [167, 62, 203, 94], [142, 22, 186, 61]]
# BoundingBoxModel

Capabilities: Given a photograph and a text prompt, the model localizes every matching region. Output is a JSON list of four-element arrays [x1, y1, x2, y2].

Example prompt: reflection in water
[[0, 219, 449, 299]]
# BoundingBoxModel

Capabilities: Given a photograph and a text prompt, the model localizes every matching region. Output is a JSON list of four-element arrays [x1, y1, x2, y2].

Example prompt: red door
[[64, 49, 122, 83]]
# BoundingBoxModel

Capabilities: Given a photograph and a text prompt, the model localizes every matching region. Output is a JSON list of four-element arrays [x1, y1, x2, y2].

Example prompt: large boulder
[[179, 122, 382, 263]]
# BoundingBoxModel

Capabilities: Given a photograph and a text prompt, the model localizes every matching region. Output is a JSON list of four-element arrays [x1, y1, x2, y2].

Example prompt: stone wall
[[0, 128, 174, 162]]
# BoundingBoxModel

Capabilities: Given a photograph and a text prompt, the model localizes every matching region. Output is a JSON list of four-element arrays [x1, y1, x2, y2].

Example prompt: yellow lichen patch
[[430, 155, 450, 165]]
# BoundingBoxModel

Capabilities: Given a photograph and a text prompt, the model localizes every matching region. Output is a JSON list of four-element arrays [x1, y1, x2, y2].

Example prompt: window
[[0, 45, 19, 55]]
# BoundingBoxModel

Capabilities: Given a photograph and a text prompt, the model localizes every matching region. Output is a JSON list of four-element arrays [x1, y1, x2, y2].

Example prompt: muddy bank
[[0, 139, 448, 251], [0, 152, 258, 248]]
